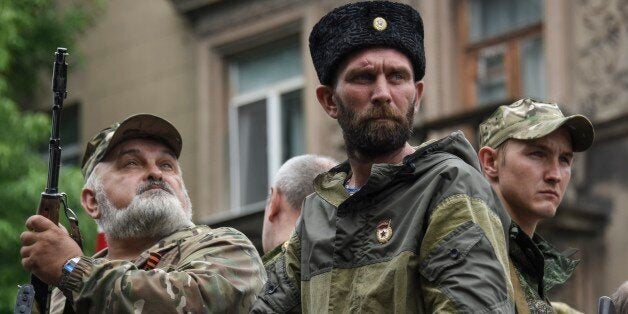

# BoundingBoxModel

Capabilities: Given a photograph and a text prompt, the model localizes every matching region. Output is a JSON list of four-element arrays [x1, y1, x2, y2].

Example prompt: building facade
[[57, 0, 627, 311]]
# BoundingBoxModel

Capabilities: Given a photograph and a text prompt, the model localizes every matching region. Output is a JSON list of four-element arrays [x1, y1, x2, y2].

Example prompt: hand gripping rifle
[[14, 48, 83, 314]]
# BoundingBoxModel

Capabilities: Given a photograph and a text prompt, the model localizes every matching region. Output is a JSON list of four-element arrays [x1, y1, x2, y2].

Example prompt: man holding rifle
[[19, 114, 265, 313]]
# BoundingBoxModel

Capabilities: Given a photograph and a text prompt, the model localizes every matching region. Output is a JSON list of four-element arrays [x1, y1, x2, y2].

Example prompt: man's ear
[[414, 80, 424, 113], [267, 187, 282, 223], [81, 187, 101, 219], [316, 85, 339, 119], [478, 146, 499, 180]]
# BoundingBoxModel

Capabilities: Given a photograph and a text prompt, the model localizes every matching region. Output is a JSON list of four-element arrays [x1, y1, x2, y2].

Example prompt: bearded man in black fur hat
[[252, 2, 515, 312]]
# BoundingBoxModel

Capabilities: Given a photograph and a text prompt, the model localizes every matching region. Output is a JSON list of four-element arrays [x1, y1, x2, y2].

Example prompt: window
[[228, 36, 305, 212], [461, 0, 544, 106]]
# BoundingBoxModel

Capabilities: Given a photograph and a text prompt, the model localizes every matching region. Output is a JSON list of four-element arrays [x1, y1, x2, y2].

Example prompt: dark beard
[[336, 98, 415, 159]]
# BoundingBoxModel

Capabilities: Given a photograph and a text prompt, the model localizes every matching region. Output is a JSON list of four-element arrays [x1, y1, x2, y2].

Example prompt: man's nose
[[371, 75, 392, 106], [544, 159, 561, 184], [146, 163, 163, 181]]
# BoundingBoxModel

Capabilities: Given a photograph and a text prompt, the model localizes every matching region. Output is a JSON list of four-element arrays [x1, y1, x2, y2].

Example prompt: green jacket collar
[[262, 243, 284, 265], [313, 131, 480, 208], [509, 222, 579, 298]]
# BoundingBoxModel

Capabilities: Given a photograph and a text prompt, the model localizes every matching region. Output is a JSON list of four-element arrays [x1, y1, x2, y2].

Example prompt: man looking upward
[[20, 114, 265, 313]]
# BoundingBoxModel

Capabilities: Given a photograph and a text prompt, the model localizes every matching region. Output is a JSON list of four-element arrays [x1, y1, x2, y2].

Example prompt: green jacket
[[49, 225, 265, 313], [509, 223, 578, 313], [252, 131, 515, 313]]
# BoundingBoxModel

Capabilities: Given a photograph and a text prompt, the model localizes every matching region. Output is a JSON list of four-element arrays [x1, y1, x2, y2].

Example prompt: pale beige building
[[54, 0, 627, 311]]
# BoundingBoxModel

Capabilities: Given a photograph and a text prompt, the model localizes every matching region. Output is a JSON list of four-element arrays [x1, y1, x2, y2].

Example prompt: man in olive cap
[[20, 114, 265, 313], [478, 98, 595, 313], [252, 1, 515, 312]]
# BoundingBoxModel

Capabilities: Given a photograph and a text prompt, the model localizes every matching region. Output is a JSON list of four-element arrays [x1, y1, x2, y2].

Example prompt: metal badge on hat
[[373, 17, 387, 31], [376, 219, 393, 243]]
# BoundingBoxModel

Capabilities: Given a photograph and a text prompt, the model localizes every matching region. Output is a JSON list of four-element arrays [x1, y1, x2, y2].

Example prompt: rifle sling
[[67, 219, 83, 250]]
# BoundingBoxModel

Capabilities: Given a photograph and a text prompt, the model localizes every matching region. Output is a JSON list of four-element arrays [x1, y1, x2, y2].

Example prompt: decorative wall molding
[[172, 0, 307, 36], [574, 0, 628, 119]]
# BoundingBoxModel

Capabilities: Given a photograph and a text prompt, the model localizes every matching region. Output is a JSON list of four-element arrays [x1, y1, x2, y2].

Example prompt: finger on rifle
[[20, 245, 31, 259], [19, 230, 37, 246], [21, 256, 34, 272], [25, 215, 56, 232]]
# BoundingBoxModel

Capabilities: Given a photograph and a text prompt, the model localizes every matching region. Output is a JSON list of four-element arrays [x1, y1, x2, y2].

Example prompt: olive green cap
[[81, 114, 182, 178], [479, 98, 594, 152]]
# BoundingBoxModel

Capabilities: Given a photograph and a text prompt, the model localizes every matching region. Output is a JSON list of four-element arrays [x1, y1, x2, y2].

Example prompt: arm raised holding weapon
[[16, 48, 83, 314], [18, 47, 265, 313]]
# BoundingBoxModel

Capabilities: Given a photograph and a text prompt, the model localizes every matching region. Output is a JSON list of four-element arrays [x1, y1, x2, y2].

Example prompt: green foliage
[[0, 101, 98, 311], [0, 0, 101, 104], [0, 0, 101, 311]]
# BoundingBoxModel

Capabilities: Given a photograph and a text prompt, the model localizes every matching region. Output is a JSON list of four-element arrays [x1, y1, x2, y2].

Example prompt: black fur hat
[[309, 1, 425, 85]]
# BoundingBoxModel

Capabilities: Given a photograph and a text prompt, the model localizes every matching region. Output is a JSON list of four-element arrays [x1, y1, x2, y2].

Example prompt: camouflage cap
[[81, 114, 182, 178], [479, 98, 594, 152]]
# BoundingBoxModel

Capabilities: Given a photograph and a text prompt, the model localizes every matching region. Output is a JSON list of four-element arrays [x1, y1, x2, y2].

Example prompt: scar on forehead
[[356, 58, 373, 66]]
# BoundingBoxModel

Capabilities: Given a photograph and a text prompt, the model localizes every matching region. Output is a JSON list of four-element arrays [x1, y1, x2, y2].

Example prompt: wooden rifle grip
[[31, 193, 61, 313], [37, 193, 61, 225]]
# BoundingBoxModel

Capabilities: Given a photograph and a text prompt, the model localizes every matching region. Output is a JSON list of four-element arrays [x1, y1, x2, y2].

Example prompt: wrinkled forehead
[[334, 47, 414, 83], [342, 47, 412, 69], [103, 137, 177, 162]]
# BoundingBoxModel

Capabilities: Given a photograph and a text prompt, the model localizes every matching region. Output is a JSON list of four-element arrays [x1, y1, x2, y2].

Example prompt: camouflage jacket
[[252, 131, 515, 313], [509, 223, 579, 313], [49, 225, 265, 313]]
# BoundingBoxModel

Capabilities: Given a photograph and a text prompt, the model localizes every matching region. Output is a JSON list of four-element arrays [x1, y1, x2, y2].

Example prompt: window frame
[[228, 75, 304, 213], [458, 0, 544, 107]]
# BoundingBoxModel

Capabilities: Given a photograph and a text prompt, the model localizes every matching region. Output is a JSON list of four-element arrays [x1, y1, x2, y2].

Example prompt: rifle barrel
[[45, 48, 68, 194]]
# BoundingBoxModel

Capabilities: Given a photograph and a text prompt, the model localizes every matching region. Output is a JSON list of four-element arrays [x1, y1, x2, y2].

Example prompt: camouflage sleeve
[[250, 230, 302, 313], [418, 194, 515, 313], [57, 228, 265, 313]]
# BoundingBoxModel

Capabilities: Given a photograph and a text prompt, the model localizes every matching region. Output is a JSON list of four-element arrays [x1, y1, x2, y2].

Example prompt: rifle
[[14, 48, 83, 314]]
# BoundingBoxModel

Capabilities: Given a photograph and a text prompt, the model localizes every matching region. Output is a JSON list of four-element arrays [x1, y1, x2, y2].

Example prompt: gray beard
[[95, 182, 194, 240]]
